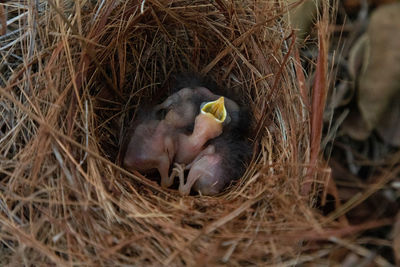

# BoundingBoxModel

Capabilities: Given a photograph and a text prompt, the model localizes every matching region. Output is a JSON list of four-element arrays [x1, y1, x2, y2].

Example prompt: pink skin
[[172, 145, 225, 196], [124, 86, 230, 189], [123, 112, 223, 189], [175, 113, 223, 164], [123, 120, 177, 188], [189, 154, 224, 195]]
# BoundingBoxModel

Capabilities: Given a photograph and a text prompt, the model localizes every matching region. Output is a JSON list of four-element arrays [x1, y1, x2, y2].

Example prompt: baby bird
[[174, 134, 252, 196], [155, 74, 243, 133], [175, 96, 227, 164], [122, 73, 251, 191], [123, 117, 178, 188], [123, 96, 229, 188], [154, 87, 200, 129]]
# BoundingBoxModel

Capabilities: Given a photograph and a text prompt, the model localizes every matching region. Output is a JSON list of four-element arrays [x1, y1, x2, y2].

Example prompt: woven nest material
[[1, 1, 331, 265]]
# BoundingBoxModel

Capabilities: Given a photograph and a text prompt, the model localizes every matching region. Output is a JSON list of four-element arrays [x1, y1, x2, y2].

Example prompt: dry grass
[[0, 0, 394, 266]]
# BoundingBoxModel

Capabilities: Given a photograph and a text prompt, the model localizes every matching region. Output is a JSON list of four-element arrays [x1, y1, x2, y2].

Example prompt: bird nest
[[0, 1, 332, 265]]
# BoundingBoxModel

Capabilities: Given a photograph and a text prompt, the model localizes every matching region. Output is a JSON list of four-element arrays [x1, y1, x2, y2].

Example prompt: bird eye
[[155, 108, 167, 120]]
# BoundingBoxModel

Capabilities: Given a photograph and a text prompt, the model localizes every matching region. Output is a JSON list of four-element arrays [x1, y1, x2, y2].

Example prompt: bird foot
[[165, 163, 185, 190], [171, 163, 191, 195]]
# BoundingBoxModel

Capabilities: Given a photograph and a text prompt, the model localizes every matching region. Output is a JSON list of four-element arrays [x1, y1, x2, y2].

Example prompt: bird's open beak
[[201, 97, 227, 123]]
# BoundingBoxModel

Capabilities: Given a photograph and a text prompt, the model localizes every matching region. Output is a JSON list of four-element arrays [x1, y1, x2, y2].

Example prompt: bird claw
[[173, 163, 185, 174], [166, 163, 185, 189], [171, 163, 192, 195]]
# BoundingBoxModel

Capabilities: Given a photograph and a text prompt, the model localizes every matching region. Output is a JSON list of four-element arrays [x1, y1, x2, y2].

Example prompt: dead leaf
[[376, 94, 400, 146], [284, 0, 319, 42], [348, 33, 368, 81], [342, 107, 371, 141], [344, 3, 400, 146]]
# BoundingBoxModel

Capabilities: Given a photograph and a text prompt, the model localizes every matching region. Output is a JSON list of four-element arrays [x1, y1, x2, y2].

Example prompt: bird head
[[191, 97, 228, 142]]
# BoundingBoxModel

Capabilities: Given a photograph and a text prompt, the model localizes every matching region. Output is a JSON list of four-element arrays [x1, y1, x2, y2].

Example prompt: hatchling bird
[[123, 96, 230, 188], [154, 74, 243, 133], [173, 133, 252, 196], [123, 73, 251, 190], [123, 115, 178, 188], [174, 96, 227, 164]]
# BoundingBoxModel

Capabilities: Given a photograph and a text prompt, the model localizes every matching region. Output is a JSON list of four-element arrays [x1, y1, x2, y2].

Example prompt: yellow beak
[[201, 97, 227, 123]]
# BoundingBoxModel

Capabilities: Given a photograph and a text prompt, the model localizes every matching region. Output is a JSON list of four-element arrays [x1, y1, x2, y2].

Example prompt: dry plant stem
[[0, 1, 350, 265], [324, 174, 349, 225], [325, 162, 400, 223], [254, 31, 296, 141], [276, 218, 394, 242], [329, 237, 394, 267], [48, 0, 121, 104], [294, 47, 309, 109], [303, 20, 329, 196], [164, 191, 266, 265], [0, 86, 166, 194], [0, 213, 69, 266]]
